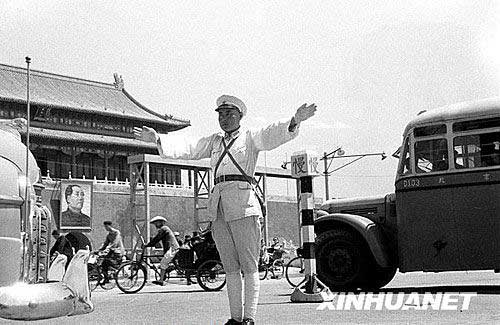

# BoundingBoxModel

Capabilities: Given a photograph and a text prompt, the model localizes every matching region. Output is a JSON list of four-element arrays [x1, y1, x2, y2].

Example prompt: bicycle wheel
[[258, 263, 268, 280], [88, 264, 101, 292], [116, 262, 147, 294], [196, 260, 226, 291], [100, 272, 117, 290], [160, 263, 175, 283], [270, 259, 284, 279], [285, 256, 306, 287]]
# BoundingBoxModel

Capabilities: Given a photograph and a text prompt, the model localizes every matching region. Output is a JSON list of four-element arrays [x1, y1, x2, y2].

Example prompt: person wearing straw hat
[[134, 95, 316, 324]]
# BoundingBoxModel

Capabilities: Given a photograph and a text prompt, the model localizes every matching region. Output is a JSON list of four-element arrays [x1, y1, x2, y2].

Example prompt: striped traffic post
[[290, 150, 333, 303]]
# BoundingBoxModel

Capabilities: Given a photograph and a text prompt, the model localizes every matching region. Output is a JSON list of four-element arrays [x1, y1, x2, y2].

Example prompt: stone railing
[[41, 174, 192, 190]]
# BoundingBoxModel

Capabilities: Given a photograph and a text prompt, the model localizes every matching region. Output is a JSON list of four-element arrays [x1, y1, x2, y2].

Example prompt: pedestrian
[[134, 95, 316, 324], [143, 216, 180, 286], [182, 235, 192, 249], [174, 231, 183, 246], [49, 230, 74, 269]]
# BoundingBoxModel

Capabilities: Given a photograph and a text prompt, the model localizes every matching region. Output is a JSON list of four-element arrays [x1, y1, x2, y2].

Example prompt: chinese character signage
[[291, 150, 319, 178]]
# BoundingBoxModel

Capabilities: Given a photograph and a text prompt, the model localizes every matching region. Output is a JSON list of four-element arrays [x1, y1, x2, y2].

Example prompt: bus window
[[453, 131, 500, 168], [397, 137, 411, 175], [453, 117, 500, 132], [414, 124, 447, 137], [414, 138, 448, 173]]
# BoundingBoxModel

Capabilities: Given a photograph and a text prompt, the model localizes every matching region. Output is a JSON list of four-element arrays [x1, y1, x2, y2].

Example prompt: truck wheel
[[316, 228, 370, 290]]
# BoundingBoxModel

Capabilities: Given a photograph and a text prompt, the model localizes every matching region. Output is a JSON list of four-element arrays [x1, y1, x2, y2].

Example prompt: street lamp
[[320, 147, 344, 201], [321, 150, 386, 200], [281, 148, 386, 200]]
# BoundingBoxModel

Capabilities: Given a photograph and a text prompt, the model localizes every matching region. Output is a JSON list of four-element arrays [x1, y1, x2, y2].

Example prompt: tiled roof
[[20, 126, 158, 151], [0, 63, 190, 130]]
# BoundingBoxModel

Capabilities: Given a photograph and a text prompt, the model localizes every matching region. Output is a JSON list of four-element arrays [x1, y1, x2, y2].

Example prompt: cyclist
[[267, 237, 284, 279], [98, 221, 125, 284], [267, 237, 282, 257], [143, 216, 180, 286]]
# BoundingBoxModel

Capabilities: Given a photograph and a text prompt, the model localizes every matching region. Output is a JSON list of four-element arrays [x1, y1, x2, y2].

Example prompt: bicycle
[[258, 249, 285, 280], [116, 246, 226, 294], [284, 255, 306, 287], [87, 251, 124, 291]]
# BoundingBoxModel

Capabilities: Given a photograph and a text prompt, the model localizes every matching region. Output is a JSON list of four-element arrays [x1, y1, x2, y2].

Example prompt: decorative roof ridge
[[163, 113, 191, 124], [121, 89, 190, 125], [0, 62, 116, 90]]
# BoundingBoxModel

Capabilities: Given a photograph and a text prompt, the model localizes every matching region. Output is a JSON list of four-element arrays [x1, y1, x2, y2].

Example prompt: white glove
[[294, 103, 317, 124], [133, 126, 160, 144]]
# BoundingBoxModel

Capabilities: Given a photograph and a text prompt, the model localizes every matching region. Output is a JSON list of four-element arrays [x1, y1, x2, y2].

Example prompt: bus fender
[[315, 213, 392, 268]]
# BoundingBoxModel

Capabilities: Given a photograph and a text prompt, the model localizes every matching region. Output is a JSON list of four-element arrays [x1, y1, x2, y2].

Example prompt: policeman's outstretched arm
[[289, 103, 317, 131], [133, 126, 161, 144]]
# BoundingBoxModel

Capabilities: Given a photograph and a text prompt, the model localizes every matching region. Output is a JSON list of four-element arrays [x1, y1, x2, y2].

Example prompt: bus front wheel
[[316, 228, 370, 290]]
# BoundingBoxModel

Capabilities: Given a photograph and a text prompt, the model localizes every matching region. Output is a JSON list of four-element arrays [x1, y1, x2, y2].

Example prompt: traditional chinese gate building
[[0, 63, 190, 183]]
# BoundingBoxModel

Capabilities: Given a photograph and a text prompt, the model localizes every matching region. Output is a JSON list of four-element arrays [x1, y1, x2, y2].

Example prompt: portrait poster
[[59, 180, 93, 231]]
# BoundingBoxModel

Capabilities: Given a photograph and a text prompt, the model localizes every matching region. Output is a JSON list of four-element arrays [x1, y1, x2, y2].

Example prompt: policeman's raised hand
[[133, 126, 160, 143], [294, 103, 317, 124]]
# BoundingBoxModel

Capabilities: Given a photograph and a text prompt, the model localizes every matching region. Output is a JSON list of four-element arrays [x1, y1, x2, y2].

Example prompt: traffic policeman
[[134, 95, 316, 324]]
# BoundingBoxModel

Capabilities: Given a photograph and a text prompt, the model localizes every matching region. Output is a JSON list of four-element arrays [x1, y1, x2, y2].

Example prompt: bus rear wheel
[[316, 228, 370, 290]]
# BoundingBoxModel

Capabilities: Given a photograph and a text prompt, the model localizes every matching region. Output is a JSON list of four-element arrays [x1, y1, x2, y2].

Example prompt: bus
[[314, 97, 500, 289]]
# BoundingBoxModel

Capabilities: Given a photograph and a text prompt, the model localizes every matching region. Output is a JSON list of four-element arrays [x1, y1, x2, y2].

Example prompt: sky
[[1, 1, 500, 200]]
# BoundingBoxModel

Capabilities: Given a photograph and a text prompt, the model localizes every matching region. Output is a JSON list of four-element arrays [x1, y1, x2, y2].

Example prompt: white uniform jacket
[[157, 118, 299, 221]]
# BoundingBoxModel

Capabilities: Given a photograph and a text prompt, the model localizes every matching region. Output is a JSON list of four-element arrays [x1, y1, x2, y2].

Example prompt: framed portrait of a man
[[60, 180, 93, 231]]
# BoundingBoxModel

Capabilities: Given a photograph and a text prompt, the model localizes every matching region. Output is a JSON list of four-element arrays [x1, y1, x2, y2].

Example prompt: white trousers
[[212, 209, 261, 321]]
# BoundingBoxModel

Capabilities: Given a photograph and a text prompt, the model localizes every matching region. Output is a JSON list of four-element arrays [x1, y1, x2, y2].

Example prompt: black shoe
[[242, 318, 255, 325], [224, 319, 242, 325], [152, 280, 164, 286]]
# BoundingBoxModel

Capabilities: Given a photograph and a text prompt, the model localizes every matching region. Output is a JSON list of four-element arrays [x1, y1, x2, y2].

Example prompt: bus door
[[450, 125, 500, 270], [396, 133, 463, 272]]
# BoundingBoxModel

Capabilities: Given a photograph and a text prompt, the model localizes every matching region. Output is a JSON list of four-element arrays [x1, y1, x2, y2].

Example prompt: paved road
[[2, 271, 499, 324]]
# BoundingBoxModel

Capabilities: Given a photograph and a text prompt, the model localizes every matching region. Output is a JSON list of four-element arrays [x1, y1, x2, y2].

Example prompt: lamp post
[[283, 148, 386, 200], [320, 147, 345, 200], [322, 151, 387, 200]]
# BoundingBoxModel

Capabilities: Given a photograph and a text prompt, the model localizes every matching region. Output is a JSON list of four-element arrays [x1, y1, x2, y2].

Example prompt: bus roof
[[403, 97, 500, 136]]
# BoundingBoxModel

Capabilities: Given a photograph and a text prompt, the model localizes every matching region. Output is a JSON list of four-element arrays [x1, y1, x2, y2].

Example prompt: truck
[[314, 98, 500, 290]]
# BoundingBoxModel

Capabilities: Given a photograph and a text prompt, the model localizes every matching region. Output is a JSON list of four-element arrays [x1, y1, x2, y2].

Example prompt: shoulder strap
[[213, 136, 238, 177], [220, 139, 266, 216], [223, 142, 256, 184]]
